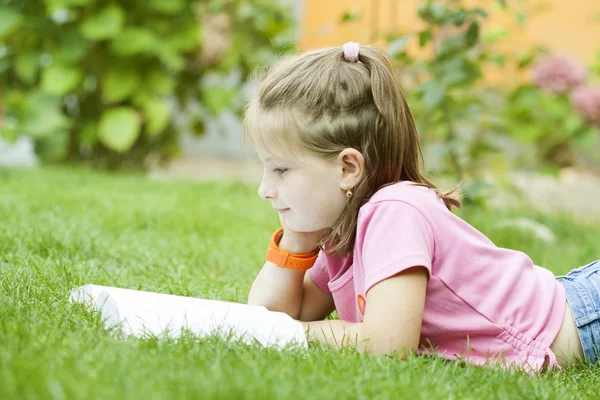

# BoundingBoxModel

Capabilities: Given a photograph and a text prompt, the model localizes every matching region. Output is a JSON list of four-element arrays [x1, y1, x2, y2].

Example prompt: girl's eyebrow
[[262, 155, 297, 165], [264, 156, 289, 164]]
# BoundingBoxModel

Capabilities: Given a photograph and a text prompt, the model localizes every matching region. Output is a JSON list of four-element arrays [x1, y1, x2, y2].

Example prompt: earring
[[345, 188, 353, 198]]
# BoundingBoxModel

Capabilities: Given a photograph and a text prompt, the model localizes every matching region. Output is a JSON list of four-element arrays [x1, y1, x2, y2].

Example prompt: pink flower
[[570, 86, 600, 128], [532, 55, 587, 94]]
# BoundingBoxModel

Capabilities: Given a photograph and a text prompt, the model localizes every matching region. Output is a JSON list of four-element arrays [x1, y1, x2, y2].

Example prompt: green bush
[[385, 0, 508, 206], [502, 84, 599, 173], [384, 0, 600, 204], [0, 0, 295, 169]]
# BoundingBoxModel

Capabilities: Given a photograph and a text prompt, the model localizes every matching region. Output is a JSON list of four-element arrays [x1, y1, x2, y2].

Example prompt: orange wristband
[[265, 228, 319, 271]]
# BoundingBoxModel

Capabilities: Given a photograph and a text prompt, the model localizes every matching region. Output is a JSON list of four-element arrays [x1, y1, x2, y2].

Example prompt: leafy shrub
[[0, 0, 295, 169]]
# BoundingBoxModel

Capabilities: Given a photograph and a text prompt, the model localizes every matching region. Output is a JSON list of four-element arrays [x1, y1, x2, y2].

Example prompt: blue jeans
[[556, 260, 600, 363]]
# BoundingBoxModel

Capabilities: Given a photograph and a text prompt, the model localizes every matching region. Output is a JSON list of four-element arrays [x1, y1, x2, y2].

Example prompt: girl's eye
[[273, 168, 288, 175]]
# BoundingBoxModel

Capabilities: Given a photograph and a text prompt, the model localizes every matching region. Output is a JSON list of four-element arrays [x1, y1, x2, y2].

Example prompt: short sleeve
[[308, 250, 332, 295], [360, 201, 434, 294]]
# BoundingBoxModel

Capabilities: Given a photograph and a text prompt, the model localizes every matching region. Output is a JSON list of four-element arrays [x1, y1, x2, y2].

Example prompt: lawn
[[2, 167, 600, 399]]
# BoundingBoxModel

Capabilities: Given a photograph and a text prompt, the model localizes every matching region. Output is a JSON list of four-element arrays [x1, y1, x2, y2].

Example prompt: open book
[[70, 284, 307, 349]]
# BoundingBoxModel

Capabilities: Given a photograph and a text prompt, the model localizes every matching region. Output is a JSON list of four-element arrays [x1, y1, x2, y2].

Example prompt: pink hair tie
[[342, 42, 360, 62]]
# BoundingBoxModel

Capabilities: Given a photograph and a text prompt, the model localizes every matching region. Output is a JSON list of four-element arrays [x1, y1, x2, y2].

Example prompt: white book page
[[70, 284, 308, 349]]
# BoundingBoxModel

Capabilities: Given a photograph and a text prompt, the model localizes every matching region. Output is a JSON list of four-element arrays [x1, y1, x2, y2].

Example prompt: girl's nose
[[258, 179, 275, 200]]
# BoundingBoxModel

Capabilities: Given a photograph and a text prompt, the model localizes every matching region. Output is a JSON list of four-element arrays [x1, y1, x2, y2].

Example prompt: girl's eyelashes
[[273, 168, 288, 175]]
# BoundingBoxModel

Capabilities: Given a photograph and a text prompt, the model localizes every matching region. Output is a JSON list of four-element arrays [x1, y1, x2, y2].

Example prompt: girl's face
[[256, 146, 351, 233]]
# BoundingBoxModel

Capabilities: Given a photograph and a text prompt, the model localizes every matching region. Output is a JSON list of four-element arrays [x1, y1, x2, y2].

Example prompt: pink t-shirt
[[308, 181, 566, 372]]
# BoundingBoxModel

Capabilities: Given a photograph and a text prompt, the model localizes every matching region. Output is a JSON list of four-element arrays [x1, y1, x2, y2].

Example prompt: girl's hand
[[277, 212, 330, 254]]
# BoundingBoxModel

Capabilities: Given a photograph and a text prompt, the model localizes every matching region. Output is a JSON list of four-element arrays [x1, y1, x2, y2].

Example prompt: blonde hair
[[243, 45, 462, 257]]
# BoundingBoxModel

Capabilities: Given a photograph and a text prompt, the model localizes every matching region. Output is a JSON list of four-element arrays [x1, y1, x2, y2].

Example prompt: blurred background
[[1, 0, 599, 217]]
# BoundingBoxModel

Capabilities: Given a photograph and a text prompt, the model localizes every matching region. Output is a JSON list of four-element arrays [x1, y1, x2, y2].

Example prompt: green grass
[[2, 167, 600, 399]]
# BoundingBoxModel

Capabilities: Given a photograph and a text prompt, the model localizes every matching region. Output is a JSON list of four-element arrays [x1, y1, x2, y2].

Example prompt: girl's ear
[[338, 148, 365, 189]]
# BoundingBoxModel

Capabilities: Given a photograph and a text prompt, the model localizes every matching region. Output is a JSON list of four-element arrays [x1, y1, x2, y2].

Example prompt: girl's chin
[[286, 221, 330, 233]]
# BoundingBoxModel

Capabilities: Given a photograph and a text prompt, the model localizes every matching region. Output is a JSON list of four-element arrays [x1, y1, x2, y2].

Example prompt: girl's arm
[[248, 220, 336, 320], [248, 260, 306, 319], [248, 261, 335, 321], [301, 266, 427, 356]]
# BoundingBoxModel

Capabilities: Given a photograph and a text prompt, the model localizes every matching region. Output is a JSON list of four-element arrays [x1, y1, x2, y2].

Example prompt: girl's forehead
[[256, 146, 303, 165], [246, 104, 336, 167], [247, 104, 307, 153], [256, 144, 333, 170]]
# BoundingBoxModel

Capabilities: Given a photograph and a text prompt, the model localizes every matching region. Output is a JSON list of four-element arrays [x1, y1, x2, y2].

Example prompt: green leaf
[[515, 12, 528, 26], [429, 4, 448, 23], [36, 130, 69, 162], [41, 65, 83, 95], [201, 86, 235, 115], [216, 42, 240, 70], [79, 122, 98, 148], [482, 28, 509, 44], [111, 28, 157, 55], [20, 92, 70, 138], [517, 51, 534, 69], [132, 90, 153, 108], [562, 114, 585, 135], [451, 10, 468, 26], [440, 68, 469, 87], [207, 0, 227, 13], [469, 138, 501, 159], [15, 53, 39, 84], [146, 0, 186, 14], [488, 55, 506, 67], [437, 36, 464, 59], [590, 50, 600, 77], [166, 23, 200, 52], [341, 12, 361, 22], [142, 98, 171, 137], [471, 8, 489, 18], [0, 116, 20, 141], [418, 31, 431, 47], [438, 57, 480, 86], [44, 0, 90, 10], [98, 107, 141, 152], [388, 35, 413, 57], [146, 68, 175, 95], [21, 115, 68, 139], [102, 65, 141, 103], [573, 126, 599, 146], [515, 125, 544, 143], [54, 31, 88, 63], [417, 5, 429, 21], [542, 95, 569, 119], [465, 21, 479, 48], [0, 6, 24, 38], [191, 118, 206, 136], [154, 43, 185, 70], [537, 163, 561, 177], [420, 81, 446, 110], [80, 5, 124, 40], [0, 58, 11, 76]]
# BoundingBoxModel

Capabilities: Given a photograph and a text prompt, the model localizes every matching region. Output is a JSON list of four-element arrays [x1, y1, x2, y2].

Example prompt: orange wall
[[299, 0, 600, 87]]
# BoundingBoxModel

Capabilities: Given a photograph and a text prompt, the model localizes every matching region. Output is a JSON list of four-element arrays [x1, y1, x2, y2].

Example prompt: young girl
[[244, 42, 595, 373]]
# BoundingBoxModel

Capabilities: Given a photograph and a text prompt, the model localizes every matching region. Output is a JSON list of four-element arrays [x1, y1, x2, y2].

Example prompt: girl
[[244, 42, 595, 373]]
